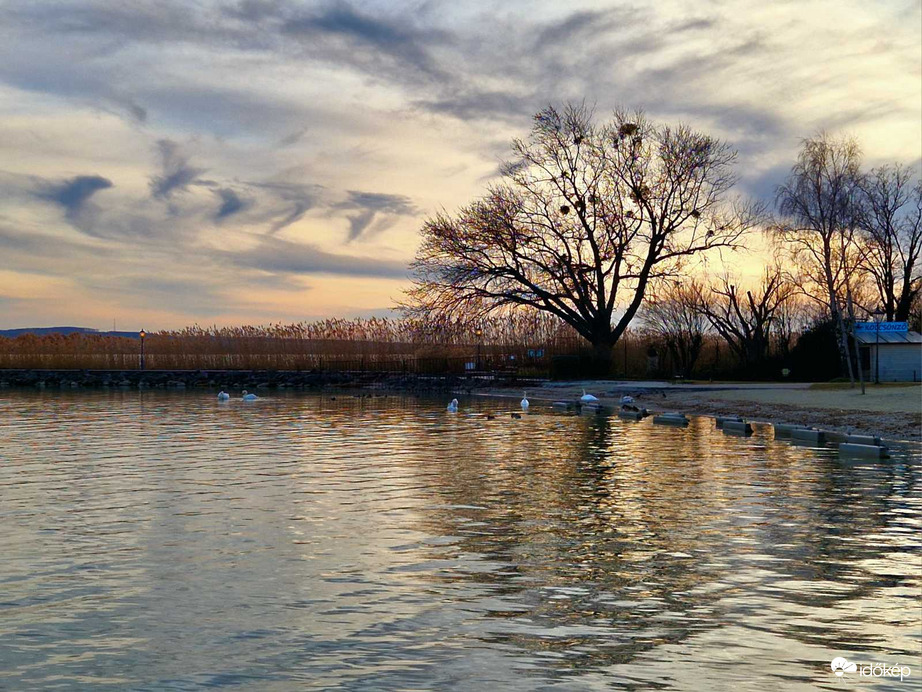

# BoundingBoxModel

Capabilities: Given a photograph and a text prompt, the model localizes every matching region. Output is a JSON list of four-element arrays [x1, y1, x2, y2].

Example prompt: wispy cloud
[[230, 235, 408, 278], [149, 140, 205, 199], [214, 187, 249, 221], [338, 191, 417, 242], [34, 174, 113, 225]]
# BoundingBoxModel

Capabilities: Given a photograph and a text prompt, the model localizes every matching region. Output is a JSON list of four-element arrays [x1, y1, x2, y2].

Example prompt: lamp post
[[475, 328, 483, 371], [872, 308, 884, 385], [139, 329, 146, 371]]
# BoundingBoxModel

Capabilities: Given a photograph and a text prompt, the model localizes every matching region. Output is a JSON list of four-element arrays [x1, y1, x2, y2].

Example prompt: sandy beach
[[482, 381, 922, 441]]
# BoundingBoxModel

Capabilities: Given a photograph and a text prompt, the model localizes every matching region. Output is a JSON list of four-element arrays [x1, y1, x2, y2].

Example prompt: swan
[[619, 395, 634, 405], [521, 391, 530, 411], [242, 390, 259, 401], [447, 398, 458, 412], [580, 389, 599, 403], [217, 391, 230, 400]]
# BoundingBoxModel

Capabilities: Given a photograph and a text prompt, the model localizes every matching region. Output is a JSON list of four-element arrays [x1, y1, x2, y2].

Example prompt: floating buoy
[[653, 412, 689, 427], [773, 423, 811, 438], [791, 428, 826, 445], [722, 420, 753, 436], [715, 415, 743, 430], [839, 443, 889, 459]]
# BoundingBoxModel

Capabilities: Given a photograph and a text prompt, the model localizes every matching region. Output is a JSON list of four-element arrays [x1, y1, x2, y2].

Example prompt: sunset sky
[[0, 0, 919, 330]]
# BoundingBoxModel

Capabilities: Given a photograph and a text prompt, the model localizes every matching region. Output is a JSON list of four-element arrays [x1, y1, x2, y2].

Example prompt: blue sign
[[855, 321, 908, 333]]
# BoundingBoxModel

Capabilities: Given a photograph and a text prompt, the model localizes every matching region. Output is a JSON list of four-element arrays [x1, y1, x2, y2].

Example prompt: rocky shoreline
[[0, 368, 528, 392]]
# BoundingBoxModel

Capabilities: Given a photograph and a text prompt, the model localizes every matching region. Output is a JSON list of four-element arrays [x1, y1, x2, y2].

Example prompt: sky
[[0, 0, 919, 330]]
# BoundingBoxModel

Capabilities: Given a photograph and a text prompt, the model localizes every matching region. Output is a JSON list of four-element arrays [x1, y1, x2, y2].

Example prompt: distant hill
[[0, 327, 140, 339]]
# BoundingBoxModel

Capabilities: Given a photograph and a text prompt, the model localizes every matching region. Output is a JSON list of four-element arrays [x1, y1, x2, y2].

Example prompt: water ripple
[[0, 390, 919, 690]]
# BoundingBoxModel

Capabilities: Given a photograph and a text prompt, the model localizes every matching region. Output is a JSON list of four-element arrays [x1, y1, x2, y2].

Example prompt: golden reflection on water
[[0, 390, 918, 690]]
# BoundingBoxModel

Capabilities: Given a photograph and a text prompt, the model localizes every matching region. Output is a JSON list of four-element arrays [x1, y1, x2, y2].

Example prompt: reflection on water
[[0, 391, 919, 690]]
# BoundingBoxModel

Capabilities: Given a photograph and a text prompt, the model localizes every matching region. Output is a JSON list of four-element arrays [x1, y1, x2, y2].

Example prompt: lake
[[1, 390, 919, 690]]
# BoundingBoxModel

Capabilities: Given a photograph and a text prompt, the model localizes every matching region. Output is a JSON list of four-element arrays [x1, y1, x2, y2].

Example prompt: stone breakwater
[[0, 369, 520, 392]]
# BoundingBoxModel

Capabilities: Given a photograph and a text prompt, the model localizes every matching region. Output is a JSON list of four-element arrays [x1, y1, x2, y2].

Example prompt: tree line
[[406, 104, 921, 380]]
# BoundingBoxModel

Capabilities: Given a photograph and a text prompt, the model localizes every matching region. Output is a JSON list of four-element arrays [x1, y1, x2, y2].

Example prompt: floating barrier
[[791, 428, 826, 445], [579, 403, 609, 415], [824, 431, 849, 444], [773, 423, 812, 438], [653, 412, 689, 427], [715, 415, 743, 430], [846, 434, 883, 446], [552, 401, 574, 411], [618, 409, 646, 421], [722, 420, 753, 436], [839, 442, 889, 459]]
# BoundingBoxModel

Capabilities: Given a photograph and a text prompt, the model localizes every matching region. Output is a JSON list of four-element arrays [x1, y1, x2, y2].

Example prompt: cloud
[[230, 236, 409, 278], [248, 181, 323, 232], [338, 190, 416, 242], [214, 187, 250, 221], [281, 1, 448, 82], [34, 174, 113, 224], [149, 139, 206, 199]]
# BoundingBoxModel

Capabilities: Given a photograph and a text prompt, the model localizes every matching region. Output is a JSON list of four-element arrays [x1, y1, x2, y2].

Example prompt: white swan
[[242, 390, 259, 401], [447, 398, 459, 412], [619, 395, 634, 405], [580, 389, 599, 403], [521, 391, 529, 410], [217, 391, 230, 400]]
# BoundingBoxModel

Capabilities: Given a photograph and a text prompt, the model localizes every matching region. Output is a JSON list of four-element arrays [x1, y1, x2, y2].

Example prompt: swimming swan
[[580, 389, 599, 403], [217, 391, 230, 400], [242, 390, 259, 401], [619, 395, 634, 405], [521, 391, 529, 410], [447, 398, 459, 412]]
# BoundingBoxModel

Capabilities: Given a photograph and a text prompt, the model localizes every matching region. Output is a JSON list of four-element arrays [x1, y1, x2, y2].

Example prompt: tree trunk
[[590, 339, 614, 378]]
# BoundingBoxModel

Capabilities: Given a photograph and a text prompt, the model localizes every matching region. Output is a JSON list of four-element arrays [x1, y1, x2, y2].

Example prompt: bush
[[788, 320, 841, 382]]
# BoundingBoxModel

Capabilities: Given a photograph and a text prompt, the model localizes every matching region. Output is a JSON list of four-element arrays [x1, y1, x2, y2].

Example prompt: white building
[[855, 329, 922, 382]]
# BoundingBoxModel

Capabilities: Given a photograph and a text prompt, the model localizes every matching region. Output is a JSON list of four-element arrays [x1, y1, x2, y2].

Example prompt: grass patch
[[809, 382, 922, 390]]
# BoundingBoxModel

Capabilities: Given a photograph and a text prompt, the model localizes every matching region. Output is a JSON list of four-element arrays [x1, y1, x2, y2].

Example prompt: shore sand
[[481, 382, 921, 442]]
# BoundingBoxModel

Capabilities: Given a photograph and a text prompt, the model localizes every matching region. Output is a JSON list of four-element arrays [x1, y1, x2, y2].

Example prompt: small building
[[855, 329, 922, 382]]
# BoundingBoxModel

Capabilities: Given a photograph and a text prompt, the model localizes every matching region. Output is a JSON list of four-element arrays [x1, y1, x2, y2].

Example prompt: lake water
[[1, 390, 919, 691]]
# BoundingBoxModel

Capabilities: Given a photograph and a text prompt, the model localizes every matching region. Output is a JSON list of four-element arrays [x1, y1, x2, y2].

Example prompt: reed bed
[[0, 316, 746, 378], [0, 316, 588, 373]]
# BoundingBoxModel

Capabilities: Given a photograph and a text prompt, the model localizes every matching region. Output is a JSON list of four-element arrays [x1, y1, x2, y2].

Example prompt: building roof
[[855, 330, 922, 345]]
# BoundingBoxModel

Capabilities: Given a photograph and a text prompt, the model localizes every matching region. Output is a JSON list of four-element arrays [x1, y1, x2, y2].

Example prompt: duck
[[511, 412, 522, 419], [217, 391, 230, 401], [521, 391, 530, 411], [241, 390, 259, 401], [447, 398, 459, 412], [580, 389, 599, 403]]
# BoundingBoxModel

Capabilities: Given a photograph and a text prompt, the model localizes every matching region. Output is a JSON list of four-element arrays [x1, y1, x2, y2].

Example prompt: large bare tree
[[696, 269, 795, 369], [406, 104, 759, 372], [856, 165, 922, 321], [774, 132, 863, 382], [642, 280, 709, 377]]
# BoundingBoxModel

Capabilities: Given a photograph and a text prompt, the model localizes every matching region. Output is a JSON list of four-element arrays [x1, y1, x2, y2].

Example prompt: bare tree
[[406, 104, 760, 373], [856, 165, 922, 321], [774, 132, 863, 383], [696, 269, 796, 368], [642, 280, 709, 377]]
